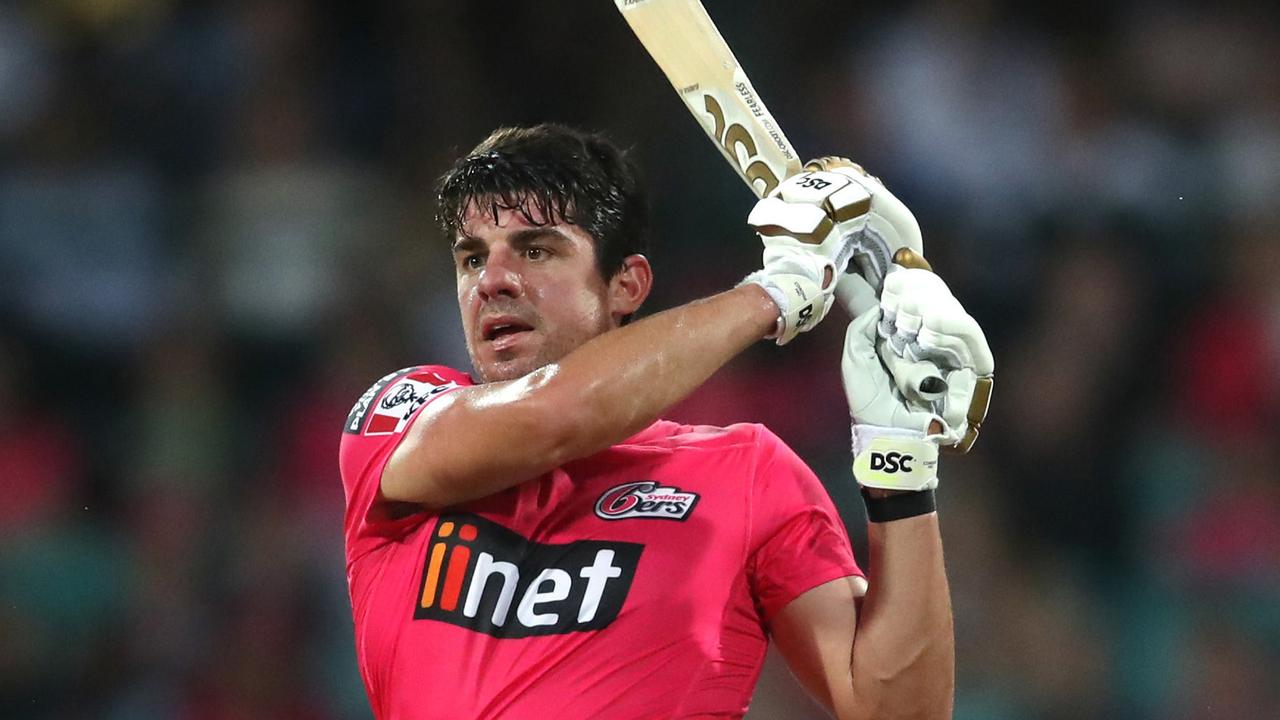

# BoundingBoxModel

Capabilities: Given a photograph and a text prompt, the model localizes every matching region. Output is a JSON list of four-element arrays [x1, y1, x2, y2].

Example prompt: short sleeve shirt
[[339, 366, 864, 720]]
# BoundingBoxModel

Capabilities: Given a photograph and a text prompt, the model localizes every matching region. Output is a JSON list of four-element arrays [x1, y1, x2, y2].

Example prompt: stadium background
[[1, 0, 1278, 717]]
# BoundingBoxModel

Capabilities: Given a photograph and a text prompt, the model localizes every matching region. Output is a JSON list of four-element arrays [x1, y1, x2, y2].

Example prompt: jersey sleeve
[[338, 365, 472, 563], [746, 425, 865, 624]]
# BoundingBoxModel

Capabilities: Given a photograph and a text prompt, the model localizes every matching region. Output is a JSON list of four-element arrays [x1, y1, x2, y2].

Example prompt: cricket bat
[[615, 0, 947, 399], [613, 0, 800, 199]]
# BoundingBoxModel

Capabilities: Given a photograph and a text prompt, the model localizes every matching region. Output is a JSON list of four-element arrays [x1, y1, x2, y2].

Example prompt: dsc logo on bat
[[415, 514, 643, 638], [700, 89, 787, 196]]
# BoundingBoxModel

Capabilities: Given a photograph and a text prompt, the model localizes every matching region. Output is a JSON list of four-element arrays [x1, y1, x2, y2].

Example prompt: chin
[[471, 336, 562, 384], [476, 355, 543, 384]]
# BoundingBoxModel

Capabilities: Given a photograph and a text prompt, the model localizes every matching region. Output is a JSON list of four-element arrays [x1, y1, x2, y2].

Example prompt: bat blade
[[615, 0, 802, 197]]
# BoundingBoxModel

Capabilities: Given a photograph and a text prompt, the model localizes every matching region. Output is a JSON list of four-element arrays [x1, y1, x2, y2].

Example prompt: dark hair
[[435, 124, 649, 279]]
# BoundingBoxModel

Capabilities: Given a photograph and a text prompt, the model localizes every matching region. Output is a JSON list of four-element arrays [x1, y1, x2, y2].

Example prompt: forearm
[[843, 512, 954, 720], [554, 283, 776, 451], [385, 284, 777, 507]]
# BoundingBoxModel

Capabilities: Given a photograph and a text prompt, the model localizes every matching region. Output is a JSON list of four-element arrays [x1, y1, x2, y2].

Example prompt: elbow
[[843, 680, 954, 720], [842, 651, 954, 720], [380, 436, 452, 510]]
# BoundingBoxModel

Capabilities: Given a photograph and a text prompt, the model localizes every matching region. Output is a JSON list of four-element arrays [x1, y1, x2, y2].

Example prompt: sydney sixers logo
[[594, 481, 699, 522]]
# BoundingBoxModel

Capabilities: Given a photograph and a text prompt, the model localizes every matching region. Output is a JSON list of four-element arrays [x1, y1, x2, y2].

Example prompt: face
[[453, 203, 624, 383]]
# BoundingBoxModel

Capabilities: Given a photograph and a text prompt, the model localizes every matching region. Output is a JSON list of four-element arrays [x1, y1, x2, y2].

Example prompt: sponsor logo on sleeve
[[344, 368, 460, 436], [344, 368, 414, 435], [594, 481, 699, 522], [415, 514, 642, 638]]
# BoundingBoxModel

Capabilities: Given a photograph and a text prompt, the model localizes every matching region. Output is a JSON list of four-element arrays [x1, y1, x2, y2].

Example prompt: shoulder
[[619, 421, 802, 475], [339, 365, 471, 559], [618, 419, 775, 451], [342, 365, 474, 437]]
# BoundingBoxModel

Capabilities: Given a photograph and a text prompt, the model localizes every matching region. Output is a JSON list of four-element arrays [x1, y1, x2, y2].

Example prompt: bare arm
[[768, 258, 987, 717], [771, 510, 954, 720], [381, 284, 778, 508]]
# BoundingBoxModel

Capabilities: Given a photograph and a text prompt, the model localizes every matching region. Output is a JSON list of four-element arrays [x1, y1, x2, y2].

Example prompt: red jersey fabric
[[339, 366, 864, 720]]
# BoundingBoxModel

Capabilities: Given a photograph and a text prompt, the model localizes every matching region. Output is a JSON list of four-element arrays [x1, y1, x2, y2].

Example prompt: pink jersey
[[339, 366, 863, 720]]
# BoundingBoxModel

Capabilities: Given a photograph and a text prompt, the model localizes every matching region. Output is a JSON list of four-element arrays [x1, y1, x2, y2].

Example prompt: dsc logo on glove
[[869, 451, 914, 474]]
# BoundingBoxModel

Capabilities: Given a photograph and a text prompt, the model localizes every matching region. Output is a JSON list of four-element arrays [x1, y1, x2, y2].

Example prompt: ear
[[608, 254, 653, 323]]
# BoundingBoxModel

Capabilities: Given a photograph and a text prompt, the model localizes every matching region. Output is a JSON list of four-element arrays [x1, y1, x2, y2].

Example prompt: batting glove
[[801, 157, 927, 318], [843, 272, 994, 491], [743, 170, 869, 344]]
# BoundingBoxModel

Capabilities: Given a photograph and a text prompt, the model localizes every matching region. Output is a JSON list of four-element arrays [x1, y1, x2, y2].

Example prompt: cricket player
[[339, 124, 993, 719]]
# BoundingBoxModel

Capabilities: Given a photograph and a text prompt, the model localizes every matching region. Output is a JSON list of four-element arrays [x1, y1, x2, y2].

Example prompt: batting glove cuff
[[851, 425, 939, 491], [739, 252, 833, 345]]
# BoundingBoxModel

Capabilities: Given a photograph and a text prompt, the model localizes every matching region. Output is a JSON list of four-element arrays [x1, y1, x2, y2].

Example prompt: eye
[[461, 254, 484, 270], [525, 246, 549, 261]]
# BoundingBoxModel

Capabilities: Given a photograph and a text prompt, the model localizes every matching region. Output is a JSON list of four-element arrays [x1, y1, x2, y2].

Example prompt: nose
[[476, 249, 523, 302]]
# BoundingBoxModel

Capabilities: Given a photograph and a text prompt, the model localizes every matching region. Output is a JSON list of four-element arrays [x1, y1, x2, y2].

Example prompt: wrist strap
[[851, 427, 939, 491], [861, 488, 936, 522]]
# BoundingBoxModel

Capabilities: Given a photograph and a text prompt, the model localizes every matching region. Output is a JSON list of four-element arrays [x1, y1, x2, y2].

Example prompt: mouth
[[481, 316, 535, 350]]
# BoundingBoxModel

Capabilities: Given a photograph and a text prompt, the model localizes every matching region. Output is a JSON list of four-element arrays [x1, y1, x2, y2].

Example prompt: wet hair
[[435, 123, 650, 280]]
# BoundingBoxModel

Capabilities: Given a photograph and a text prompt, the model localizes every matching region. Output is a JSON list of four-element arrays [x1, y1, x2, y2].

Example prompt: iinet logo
[[415, 514, 643, 638]]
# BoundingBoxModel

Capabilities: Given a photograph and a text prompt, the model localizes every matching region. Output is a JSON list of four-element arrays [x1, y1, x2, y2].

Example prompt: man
[[339, 125, 993, 719]]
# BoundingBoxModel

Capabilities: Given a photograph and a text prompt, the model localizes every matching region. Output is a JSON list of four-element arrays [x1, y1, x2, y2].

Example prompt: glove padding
[[878, 269, 994, 453], [804, 157, 926, 318], [842, 274, 995, 491], [744, 169, 871, 344]]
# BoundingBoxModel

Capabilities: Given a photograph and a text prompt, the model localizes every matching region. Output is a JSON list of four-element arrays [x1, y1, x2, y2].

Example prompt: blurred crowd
[[1, 1, 1278, 718]]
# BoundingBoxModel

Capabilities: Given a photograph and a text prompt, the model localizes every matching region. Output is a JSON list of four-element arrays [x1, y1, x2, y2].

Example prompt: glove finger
[[941, 367, 977, 434], [878, 279, 903, 340], [912, 331, 973, 370], [889, 295, 929, 364], [894, 301, 923, 336], [878, 313, 900, 352], [882, 267, 951, 302], [917, 311, 993, 374], [885, 268, 949, 346], [878, 271, 908, 316], [844, 314, 938, 433], [762, 246, 831, 282], [879, 339, 948, 403]]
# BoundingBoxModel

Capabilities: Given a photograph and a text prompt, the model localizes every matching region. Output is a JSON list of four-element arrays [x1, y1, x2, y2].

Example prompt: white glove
[[842, 274, 994, 491], [878, 269, 994, 452], [742, 170, 868, 344], [803, 157, 926, 318], [795, 158, 949, 398]]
